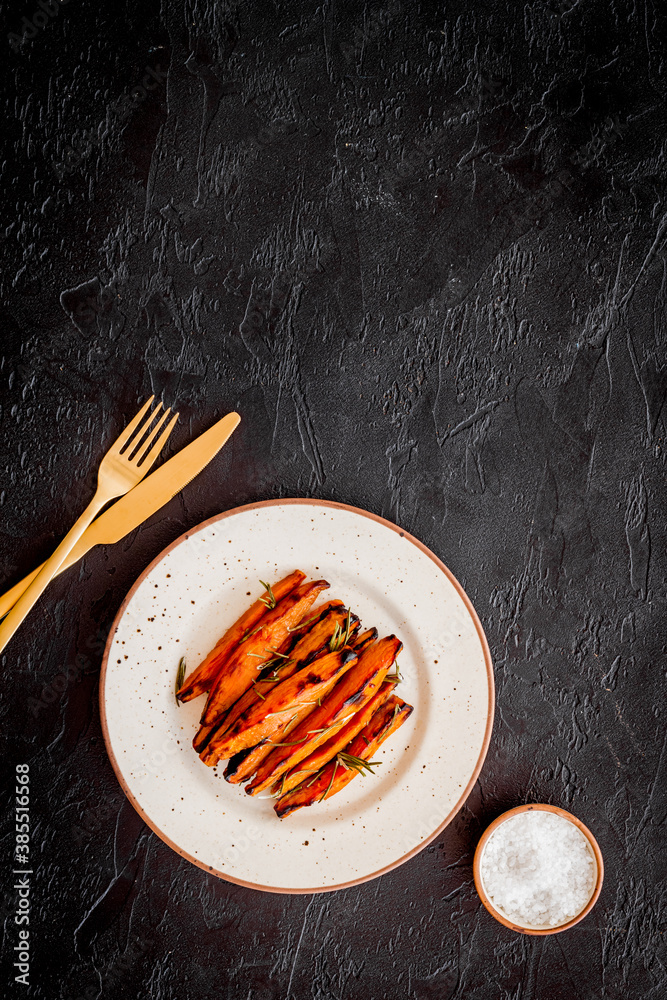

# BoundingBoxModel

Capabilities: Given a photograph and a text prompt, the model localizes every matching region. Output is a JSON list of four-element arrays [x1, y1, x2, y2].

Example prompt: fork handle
[[0, 489, 109, 656]]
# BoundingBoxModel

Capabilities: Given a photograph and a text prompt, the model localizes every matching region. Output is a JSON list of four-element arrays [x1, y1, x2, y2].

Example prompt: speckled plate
[[100, 499, 494, 893]]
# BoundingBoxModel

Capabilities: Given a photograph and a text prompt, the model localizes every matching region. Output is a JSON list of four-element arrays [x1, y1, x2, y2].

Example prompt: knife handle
[[0, 569, 40, 620], [0, 530, 94, 620]]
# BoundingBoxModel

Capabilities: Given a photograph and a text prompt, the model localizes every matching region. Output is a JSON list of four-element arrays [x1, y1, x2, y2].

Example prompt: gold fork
[[0, 396, 178, 655]]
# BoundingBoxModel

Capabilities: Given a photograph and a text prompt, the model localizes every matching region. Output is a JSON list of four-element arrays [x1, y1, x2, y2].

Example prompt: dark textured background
[[1, 0, 666, 996]]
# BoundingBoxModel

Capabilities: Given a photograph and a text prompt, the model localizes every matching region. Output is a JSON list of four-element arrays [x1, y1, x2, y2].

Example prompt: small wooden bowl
[[473, 803, 604, 935]]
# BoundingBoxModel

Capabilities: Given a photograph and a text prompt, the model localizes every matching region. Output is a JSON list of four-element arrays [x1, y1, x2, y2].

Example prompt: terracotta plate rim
[[99, 497, 495, 894]]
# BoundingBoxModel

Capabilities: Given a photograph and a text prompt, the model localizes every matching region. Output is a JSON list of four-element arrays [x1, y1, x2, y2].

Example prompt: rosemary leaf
[[342, 610, 352, 646], [287, 613, 319, 633], [265, 736, 308, 746], [307, 717, 352, 738], [320, 760, 340, 802], [175, 657, 186, 705], [329, 611, 353, 652], [240, 624, 262, 644], [262, 656, 292, 679], [259, 580, 277, 609], [291, 767, 318, 778], [253, 684, 266, 701], [336, 751, 382, 776], [249, 649, 289, 672], [329, 623, 342, 652], [386, 660, 402, 683]]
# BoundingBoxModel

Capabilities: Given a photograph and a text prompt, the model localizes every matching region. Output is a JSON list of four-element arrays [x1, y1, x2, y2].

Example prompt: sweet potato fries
[[176, 572, 413, 818]]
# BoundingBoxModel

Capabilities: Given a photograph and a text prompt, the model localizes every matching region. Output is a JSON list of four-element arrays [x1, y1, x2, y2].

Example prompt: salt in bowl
[[473, 803, 604, 935]]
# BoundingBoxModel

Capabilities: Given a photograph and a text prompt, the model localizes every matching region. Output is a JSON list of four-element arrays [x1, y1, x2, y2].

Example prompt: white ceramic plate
[[100, 499, 494, 893]]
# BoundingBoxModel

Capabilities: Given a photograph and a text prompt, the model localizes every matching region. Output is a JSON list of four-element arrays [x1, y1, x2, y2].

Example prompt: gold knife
[[0, 411, 240, 619]]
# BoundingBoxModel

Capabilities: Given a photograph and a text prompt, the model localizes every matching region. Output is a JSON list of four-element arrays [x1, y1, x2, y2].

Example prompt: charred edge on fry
[[223, 743, 263, 781], [352, 627, 378, 651], [274, 698, 413, 818]]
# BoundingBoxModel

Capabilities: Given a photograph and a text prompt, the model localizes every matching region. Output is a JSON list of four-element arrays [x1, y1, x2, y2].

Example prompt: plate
[[100, 499, 494, 893]]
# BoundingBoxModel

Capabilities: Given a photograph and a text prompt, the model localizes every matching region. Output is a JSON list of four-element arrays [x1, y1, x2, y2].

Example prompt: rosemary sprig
[[336, 751, 382, 776], [320, 760, 340, 801], [175, 657, 186, 705], [264, 659, 292, 679], [290, 766, 318, 780], [307, 716, 353, 739], [329, 623, 341, 650], [386, 660, 402, 683], [329, 611, 352, 652], [287, 613, 319, 633], [240, 624, 262, 644], [259, 580, 277, 609], [266, 736, 308, 747], [252, 684, 266, 700], [248, 649, 291, 667]]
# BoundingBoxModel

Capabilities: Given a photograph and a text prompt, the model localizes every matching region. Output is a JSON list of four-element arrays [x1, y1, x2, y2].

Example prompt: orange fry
[[177, 570, 305, 702], [193, 602, 352, 754], [274, 694, 413, 818], [199, 579, 329, 727], [351, 627, 378, 651], [223, 700, 315, 783], [201, 648, 357, 762], [277, 678, 396, 795], [246, 635, 402, 795]]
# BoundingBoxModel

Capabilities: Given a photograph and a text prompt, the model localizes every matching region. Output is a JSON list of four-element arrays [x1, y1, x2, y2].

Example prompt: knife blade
[[0, 411, 240, 619]]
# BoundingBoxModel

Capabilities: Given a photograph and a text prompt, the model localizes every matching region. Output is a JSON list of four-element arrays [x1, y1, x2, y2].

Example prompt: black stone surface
[[1, 1, 666, 997]]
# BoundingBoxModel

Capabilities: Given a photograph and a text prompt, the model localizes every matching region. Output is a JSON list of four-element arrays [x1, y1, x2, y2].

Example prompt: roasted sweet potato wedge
[[208, 686, 320, 773], [223, 618, 370, 783], [193, 602, 353, 755], [223, 700, 315, 782], [222, 745, 257, 782], [199, 579, 330, 727], [177, 570, 305, 702], [246, 635, 402, 795], [282, 599, 348, 646], [200, 647, 357, 763], [351, 627, 378, 651], [274, 694, 413, 818], [276, 678, 397, 795]]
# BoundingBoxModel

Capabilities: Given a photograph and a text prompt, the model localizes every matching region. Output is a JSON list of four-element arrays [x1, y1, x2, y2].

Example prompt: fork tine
[[131, 407, 171, 463], [122, 400, 163, 456], [136, 412, 179, 469], [112, 395, 156, 453]]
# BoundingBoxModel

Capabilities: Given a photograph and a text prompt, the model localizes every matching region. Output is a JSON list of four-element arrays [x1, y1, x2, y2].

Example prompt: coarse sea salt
[[479, 810, 597, 929]]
